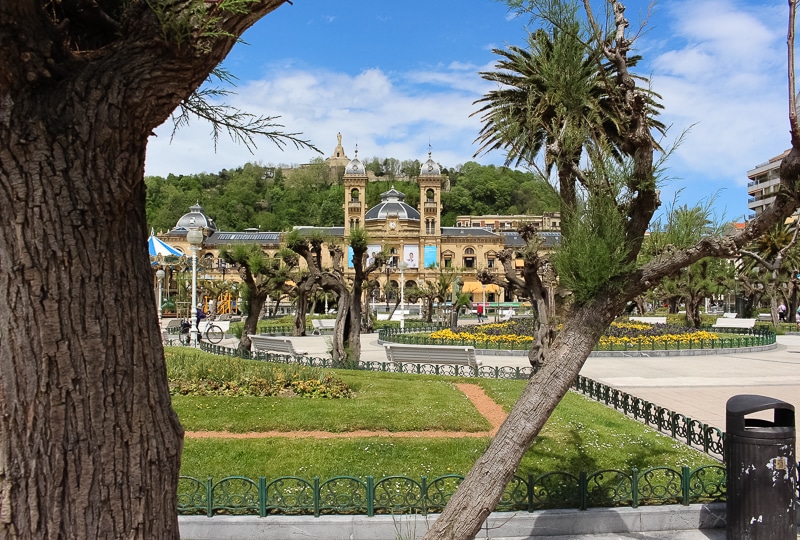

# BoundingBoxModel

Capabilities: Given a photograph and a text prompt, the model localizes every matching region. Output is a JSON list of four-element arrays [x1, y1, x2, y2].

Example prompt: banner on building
[[423, 245, 438, 269]]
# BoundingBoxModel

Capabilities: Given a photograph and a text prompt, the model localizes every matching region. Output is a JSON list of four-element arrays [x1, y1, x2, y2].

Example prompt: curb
[[178, 503, 727, 539]]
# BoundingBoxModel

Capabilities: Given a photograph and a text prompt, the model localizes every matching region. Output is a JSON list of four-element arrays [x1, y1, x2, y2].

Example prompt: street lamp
[[156, 269, 165, 324], [398, 261, 408, 330], [385, 265, 392, 313], [482, 283, 486, 317], [217, 258, 227, 281], [187, 228, 204, 346]]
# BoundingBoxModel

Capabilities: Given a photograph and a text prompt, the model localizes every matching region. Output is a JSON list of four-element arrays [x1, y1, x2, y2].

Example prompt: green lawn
[[172, 351, 718, 480]]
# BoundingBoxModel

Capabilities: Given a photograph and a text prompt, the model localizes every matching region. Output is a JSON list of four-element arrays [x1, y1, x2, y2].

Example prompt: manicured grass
[[173, 351, 718, 480], [173, 369, 490, 433]]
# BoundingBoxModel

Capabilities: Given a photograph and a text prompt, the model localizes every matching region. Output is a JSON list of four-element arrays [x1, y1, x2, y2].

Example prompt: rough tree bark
[[478, 237, 555, 370], [0, 0, 289, 537], [288, 236, 385, 364]]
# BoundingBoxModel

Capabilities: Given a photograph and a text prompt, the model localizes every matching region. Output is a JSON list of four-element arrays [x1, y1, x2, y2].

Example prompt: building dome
[[174, 203, 217, 231], [344, 146, 367, 176], [365, 187, 420, 221], [419, 150, 441, 176]]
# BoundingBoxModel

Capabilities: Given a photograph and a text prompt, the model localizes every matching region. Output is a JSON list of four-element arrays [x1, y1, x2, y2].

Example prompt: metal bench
[[249, 335, 308, 357], [311, 319, 336, 335], [756, 313, 773, 322], [711, 318, 757, 329], [383, 344, 481, 367], [629, 316, 667, 325]]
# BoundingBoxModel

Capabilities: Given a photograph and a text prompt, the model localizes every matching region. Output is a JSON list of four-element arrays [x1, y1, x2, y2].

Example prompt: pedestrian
[[476, 304, 484, 323], [195, 304, 206, 340], [779, 302, 787, 322]]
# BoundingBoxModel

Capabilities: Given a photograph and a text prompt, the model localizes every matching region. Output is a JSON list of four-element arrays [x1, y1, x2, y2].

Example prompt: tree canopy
[[146, 160, 560, 231]]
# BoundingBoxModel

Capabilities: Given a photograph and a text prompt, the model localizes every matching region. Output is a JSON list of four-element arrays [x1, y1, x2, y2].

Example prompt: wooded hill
[[145, 159, 561, 233]]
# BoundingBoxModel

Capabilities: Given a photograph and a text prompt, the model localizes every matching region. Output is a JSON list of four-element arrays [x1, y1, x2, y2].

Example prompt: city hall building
[[155, 135, 560, 313]]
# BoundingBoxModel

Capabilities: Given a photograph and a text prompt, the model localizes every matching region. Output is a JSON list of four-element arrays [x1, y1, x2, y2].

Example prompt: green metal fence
[[177, 465, 726, 517]]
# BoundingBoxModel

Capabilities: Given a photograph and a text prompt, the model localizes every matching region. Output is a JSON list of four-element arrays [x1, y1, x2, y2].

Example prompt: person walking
[[195, 304, 206, 341], [476, 304, 484, 323]]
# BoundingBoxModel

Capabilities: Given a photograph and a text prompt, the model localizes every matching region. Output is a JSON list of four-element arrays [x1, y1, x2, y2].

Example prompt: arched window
[[464, 247, 476, 268], [350, 188, 360, 202], [426, 188, 435, 202]]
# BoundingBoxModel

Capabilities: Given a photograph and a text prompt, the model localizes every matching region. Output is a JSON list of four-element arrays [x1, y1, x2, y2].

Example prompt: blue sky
[[145, 0, 792, 221]]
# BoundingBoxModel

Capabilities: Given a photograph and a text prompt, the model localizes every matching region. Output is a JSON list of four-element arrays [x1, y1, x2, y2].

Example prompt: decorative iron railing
[[176, 466, 726, 517]]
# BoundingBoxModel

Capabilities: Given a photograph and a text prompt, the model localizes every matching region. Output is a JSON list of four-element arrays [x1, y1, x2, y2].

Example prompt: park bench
[[249, 335, 308, 357], [629, 316, 667, 325], [311, 318, 336, 335], [383, 344, 481, 367], [756, 313, 773, 322], [722, 312, 738, 318], [164, 319, 183, 333], [711, 318, 757, 330]]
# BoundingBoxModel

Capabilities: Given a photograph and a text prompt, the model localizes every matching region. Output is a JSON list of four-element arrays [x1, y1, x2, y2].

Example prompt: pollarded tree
[[0, 1, 312, 536], [740, 221, 800, 323], [219, 244, 298, 352], [286, 228, 387, 364], [406, 267, 464, 323], [422, 1, 800, 538]]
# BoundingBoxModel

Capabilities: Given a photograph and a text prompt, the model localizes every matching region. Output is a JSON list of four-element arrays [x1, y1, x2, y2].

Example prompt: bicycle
[[178, 320, 225, 345]]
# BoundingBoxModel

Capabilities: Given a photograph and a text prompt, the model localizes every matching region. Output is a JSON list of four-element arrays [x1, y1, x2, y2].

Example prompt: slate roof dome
[[174, 203, 217, 231], [365, 187, 420, 221], [419, 150, 441, 176], [344, 147, 367, 176]]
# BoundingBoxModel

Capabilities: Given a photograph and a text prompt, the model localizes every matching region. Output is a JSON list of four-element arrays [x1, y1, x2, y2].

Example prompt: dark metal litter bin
[[726, 394, 796, 540]]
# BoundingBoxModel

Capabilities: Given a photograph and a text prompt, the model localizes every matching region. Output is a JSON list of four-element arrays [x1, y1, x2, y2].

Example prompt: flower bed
[[395, 319, 771, 352]]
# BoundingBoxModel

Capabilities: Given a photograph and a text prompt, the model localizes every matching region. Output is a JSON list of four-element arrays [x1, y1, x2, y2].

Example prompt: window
[[444, 257, 452, 268], [465, 247, 475, 255], [426, 188, 435, 202], [488, 258, 495, 268], [350, 188, 360, 202], [464, 257, 475, 268]]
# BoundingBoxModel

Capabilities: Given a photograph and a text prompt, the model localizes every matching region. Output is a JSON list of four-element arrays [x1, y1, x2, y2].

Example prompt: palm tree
[[472, 22, 665, 216]]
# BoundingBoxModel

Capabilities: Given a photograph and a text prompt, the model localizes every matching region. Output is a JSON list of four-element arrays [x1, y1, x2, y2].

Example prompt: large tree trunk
[[422, 299, 616, 539], [0, 136, 183, 537], [1, 1, 290, 535], [331, 292, 351, 364], [239, 292, 267, 352]]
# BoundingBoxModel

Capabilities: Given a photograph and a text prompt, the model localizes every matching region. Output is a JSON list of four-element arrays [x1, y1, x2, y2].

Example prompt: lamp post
[[398, 261, 408, 330], [482, 283, 486, 320], [385, 266, 391, 313], [156, 269, 165, 325], [217, 258, 227, 281], [187, 228, 204, 346]]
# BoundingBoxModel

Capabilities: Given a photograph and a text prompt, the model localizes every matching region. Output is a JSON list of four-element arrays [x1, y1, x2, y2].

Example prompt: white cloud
[[145, 65, 494, 177], [646, 0, 791, 206]]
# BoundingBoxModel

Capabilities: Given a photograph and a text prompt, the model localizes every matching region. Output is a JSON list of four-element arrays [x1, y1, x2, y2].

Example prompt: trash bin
[[726, 394, 797, 540]]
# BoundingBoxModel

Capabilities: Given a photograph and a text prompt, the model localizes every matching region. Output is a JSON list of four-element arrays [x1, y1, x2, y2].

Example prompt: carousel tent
[[148, 231, 182, 257]]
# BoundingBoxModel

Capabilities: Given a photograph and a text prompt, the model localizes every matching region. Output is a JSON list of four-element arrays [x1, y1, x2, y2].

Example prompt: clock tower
[[342, 145, 367, 238]]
